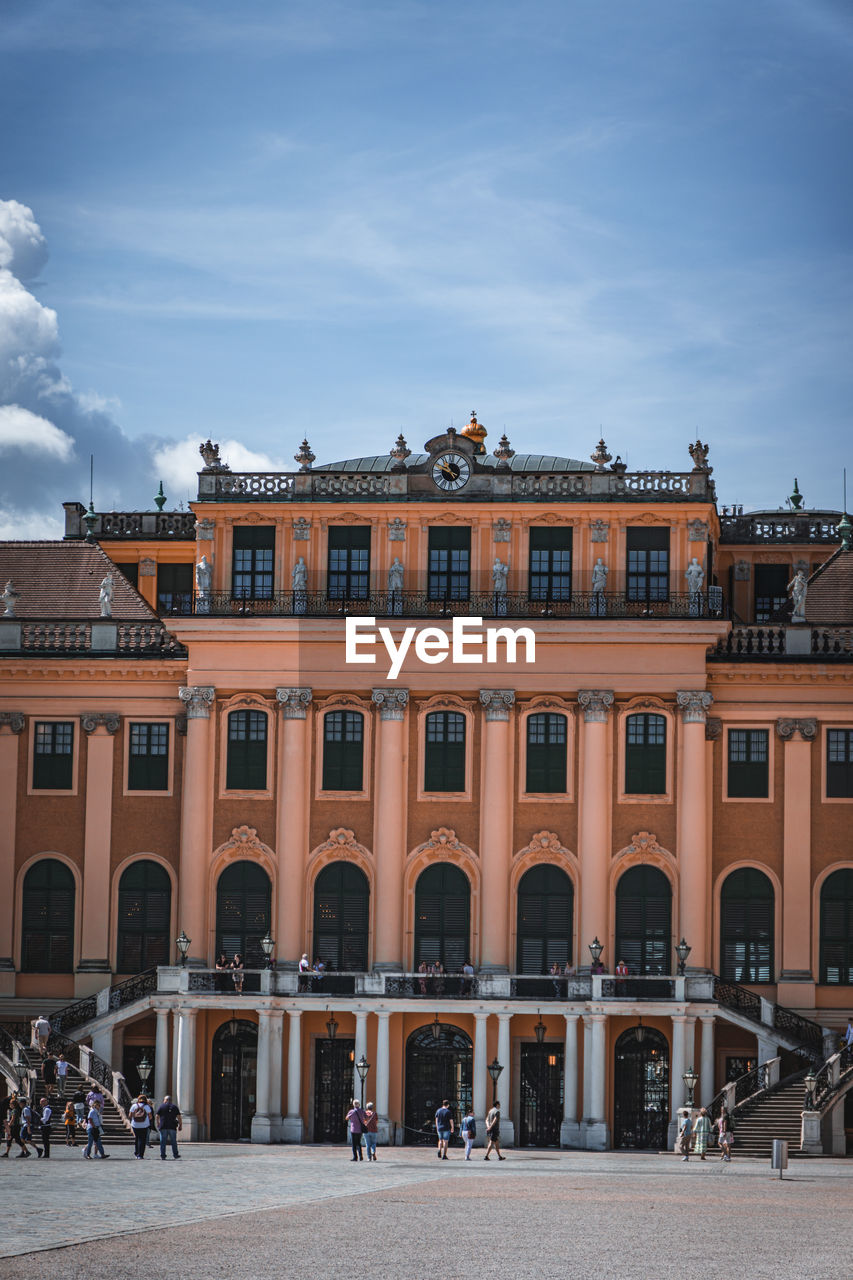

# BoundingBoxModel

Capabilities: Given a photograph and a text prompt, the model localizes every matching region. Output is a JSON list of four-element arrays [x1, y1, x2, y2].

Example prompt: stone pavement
[[1, 1144, 851, 1277]]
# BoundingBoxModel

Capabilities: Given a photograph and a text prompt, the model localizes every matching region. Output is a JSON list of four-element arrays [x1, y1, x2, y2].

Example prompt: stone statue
[[292, 557, 308, 592], [492, 557, 508, 595], [388, 557, 404, 593], [788, 569, 808, 623], [592, 558, 608, 594], [98, 573, 114, 618], [195, 555, 212, 597], [685, 557, 704, 594], [2, 580, 18, 618]]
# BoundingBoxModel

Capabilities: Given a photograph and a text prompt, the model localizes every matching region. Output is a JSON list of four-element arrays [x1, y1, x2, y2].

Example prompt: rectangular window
[[118, 563, 139, 590], [526, 713, 568, 792], [728, 729, 769, 798], [128, 723, 170, 791], [424, 711, 466, 791], [327, 527, 370, 600], [322, 711, 364, 791], [626, 527, 670, 602], [529, 528, 572, 602], [226, 710, 268, 790], [428, 527, 470, 601], [156, 563, 193, 615], [232, 527, 275, 600], [754, 565, 789, 624], [827, 729, 853, 798], [33, 722, 74, 790], [625, 714, 667, 794]]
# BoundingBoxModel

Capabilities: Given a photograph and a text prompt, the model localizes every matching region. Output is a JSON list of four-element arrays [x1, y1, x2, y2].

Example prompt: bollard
[[771, 1138, 788, 1179]]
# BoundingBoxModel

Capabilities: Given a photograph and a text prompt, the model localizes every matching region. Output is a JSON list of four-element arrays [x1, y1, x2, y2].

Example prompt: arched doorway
[[413, 863, 470, 971], [312, 861, 369, 971], [211, 1019, 258, 1141], [613, 1025, 669, 1149], [404, 1023, 472, 1144], [215, 861, 271, 968], [615, 865, 672, 974]]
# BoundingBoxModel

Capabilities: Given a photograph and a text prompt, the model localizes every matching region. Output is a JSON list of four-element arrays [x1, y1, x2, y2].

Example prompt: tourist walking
[[435, 1099, 454, 1160], [5, 1098, 28, 1157], [460, 1108, 476, 1159], [84, 1099, 108, 1159], [363, 1102, 378, 1160], [73, 1087, 86, 1127], [38, 1097, 52, 1158], [678, 1110, 693, 1161], [715, 1109, 733, 1162], [20, 1099, 41, 1157], [346, 1100, 366, 1161], [86, 1084, 104, 1112], [42, 1052, 57, 1096], [34, 1015, 51, 1054], [63, 1100, 77, 1146], [155, 1095, 182, 1159], [56, 1052, 69, 1097], [130, 1094, 153, 1158], [484, 1100, 505, 1160], [693, 1108, 711, 1160]]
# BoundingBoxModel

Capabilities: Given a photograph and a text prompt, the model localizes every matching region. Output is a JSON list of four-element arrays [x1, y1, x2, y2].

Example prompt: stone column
[[268, 1010, 284, 1141], [353, 1011, 368, 1106], [251, 1011, 273, 1142], [669, 1014, 687, 1147], [582, 1015, 593, 1124], [473, 1012, 488, 1144], [478, 691, 515, 971], [560, 1012, 581, 1148], [676, 692, 713, 970], [777, 719, 817, 1001], [375, 1011, 391, 1144], [0, 714, 24, 986], [154, 1008, 170, 1104], [178, 687, 215, 965], [282, 1010, 303, 1142], [275, 688, 312, 966], [577, 692, 614, 968], [371, 689, 409, 968], [78, 714, 120, 989], [700, 1015, 715, 1107], [496, 1012, 514, 1145], [585, 1013, 608, 1150], [176, 1007, 198, 1139]]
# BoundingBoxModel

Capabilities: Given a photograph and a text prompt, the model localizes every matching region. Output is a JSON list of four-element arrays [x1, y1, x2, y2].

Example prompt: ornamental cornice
[[276, 687, 313, 719], [577, 690, 614, 722], [515, 830, 569, 860], [623, 831, 668, 859], [411, 827, 476, 859], [371, 688, 409, 720], [479, 689, 516, 720], [214, 825, 277, 866], [80, 712, 121, 735], [676, 690, 713, 723], [312, 828, 372, 859], [775, 717, 817, 742], [178, 686, 215, 718], [0, 712, 25, 733]]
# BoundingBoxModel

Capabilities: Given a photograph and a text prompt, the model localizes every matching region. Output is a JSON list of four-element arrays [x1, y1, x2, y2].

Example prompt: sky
[[1, 0, 851, 537]]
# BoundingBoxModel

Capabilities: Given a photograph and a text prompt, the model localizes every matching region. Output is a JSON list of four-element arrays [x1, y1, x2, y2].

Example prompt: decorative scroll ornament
[[687, 519, 709, 541], [493, 518, 512, 543], [590, 519, 609, 542], [195, 518, 215, 541], [577, 690, 614, 723], [314, 828, 369, 857], [80, 713, 120, 735], [217, 826, 276, 863], [276, 687, 313, 719], [705, 717, 722, 742], [0, 712, 25, 734], [388, 517, 407, 541], [479, 689, 516, 720], [293, 517, 311, 541], [626, 832, 666, 857], [775, 718, 817, 742], [179, 686, 215, 719], [421, 828, 464, 852], [372, 688, 409, 720], [676, 690, 713, 723], [517, 831, 568, 858]]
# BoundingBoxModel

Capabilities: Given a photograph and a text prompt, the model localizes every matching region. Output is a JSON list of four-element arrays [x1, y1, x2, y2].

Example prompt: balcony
[[719, 508, 841, 544]]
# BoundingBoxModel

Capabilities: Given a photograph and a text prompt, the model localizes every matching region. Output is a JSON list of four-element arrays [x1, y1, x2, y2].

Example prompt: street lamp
[[682, 1065, 698, 1107], [137, 1052, 153, 1092], [260, 932, 275, 969], [325, 1010, 338, 1042], [356, 1054, 370, 1108], [176, 930, 191, 967], [634, 1018, 646, 1044], [588, 937, 604, 968], [534, 1012, 547, 1046], [675, 938, 692, 976], [803, 1069, 817, 1112], [487, 1057, 503, 1106], [431, 1013, 442, 1041]]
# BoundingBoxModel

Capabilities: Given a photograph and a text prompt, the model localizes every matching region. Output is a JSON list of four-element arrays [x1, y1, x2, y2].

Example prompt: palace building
[[1, 414, 852, 1153]]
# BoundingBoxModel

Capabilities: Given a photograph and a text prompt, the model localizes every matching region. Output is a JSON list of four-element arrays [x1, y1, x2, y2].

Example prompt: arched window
[[414, 864, 470, 970], [526, 714, 567, 793], [322, 711, 364, 791], [516, 864, 574, 973], [424, 711, 466, 792], [625, 713, 666, 794], [117, 860, 172, 972], [615, 866, 672, 975], [216, 861, 272, 968], [226, 710, 268, 790], [313, 861, 369, 971], [820, 869, 853, 985], [720, 867, 774, 983], [21, 859, 75, 972]]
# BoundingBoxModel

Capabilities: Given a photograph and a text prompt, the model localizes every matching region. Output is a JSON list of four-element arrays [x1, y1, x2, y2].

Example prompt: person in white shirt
[[38, 1097, 53, 1159], [84, 1101, 108, 1159], [55, 1053, 69, 1097], [34, 1016, 50, 1054]]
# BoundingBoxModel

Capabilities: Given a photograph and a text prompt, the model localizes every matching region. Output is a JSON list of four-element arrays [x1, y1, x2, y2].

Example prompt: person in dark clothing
[[42, 1054, 57, 1096], [38, 1097, 52, 1158]]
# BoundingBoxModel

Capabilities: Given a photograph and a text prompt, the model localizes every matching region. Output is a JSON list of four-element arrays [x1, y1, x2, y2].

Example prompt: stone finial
[[199, 440, 227, 470], [676, 690, 713, 723], [83, 501, 98, 542], [179, 686, 215, 718], [688, 439, 711, 473], [590, 438, 612, 472], [838, 511, 852, 552], [493, 433, 515, 469], [294, 438, 315, 472], [789, 478, 804, 511], [3, 580, 19, 618], [154, 481, 167, 512], [276, 687, 313, 719], [371, 688, 409, 720], [479, 689, 516, 720], [390, 434, 411, 472]]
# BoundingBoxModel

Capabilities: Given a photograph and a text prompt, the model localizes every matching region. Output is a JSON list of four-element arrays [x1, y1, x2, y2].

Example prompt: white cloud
[[0, 199, 49, 282], [0, 404, 74, 460], [0, 507, 63, 540], [151, 435, 293, 495]]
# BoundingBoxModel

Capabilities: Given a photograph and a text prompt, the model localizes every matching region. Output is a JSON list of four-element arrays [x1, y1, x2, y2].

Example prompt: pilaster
[[479, 691, 515, 971], [177, 687, 215, 966], [275, 688, 312, 967], [0, 714, 24, 986], [372, 689, 409, 968], [577, 691, 614, 968], [77, 714, 120, 990], [676, 691, 713, 969]]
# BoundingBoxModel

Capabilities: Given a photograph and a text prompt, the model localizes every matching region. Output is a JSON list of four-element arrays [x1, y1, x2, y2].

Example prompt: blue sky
[[1, 0, 851, 534]]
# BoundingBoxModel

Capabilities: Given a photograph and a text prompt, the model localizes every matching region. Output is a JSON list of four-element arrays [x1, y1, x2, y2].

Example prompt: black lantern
[[534, 1012, 547, 1046], [803, 1069, 816, 1111], [588, 937, 604, 966], [634, 1018, 646, 1044], [431, 1013, 442, 1042], [675, 938, 691, 976], [137, 1052, 153, 1091], [325, 1010, 338, 1042], [682, 1065, 697, 1107], [176, 930, 191, 967], [487, 1057, 503, 1106], [260, 932, 275, 969], [356, 1053, 370, 1107]]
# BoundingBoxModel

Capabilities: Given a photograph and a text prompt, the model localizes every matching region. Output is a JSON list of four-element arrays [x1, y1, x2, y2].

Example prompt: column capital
[[80, 712, 120, 735], [497, 1011, 512, 1023], [775, 717, 817, 742], [0, 712, 25, 734], [179, 686, 215, 719], [676, 690, 713, 723], [577, 690, 614, 723], [479, 689, 516, 721], [276, 687, 313, 719], [288, 1008, 303, 1021], [371, 688, 409, 720]]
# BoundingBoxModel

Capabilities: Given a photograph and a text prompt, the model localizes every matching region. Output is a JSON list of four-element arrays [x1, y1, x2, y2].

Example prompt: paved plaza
[[1, 1144, 850, 1278]]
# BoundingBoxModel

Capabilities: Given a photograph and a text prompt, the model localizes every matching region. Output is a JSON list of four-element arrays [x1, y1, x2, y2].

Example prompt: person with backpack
[[460, 1107, 476, 1160], [129, 1094, 153, 1159]]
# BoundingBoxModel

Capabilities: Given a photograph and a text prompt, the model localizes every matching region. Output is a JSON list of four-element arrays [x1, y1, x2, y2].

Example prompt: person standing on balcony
[[231, 953, 245, 995]]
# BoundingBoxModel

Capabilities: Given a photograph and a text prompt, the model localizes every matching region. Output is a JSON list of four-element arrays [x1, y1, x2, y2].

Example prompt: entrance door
[[313, 1038, 355, 1142], [519, 1044, 564, 1147], [404, 1023, 472, 1145], [211, 1019, 258, 1141], [613, 1026, 669, 1149]]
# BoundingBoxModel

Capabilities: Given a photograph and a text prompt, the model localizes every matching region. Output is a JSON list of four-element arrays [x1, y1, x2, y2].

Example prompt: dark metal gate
[[313, 1037, 356, 1142], [404, 1024, 472, 1145], [211, 1019, 258, 1141], [519, 1044, 564, 1147], [613, 1026, 669, 1149]]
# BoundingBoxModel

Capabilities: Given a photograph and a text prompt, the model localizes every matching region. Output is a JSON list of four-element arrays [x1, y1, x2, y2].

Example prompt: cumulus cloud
[[0, 404, 74, 459], [0, 199, 49, 281], [152, 436, 292, 495]]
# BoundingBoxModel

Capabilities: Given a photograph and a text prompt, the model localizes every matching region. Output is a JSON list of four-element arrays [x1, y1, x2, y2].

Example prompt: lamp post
[[325, 1010, 338, 1042], [487, 1057, 503, 1107], [176, 930, 191, 967], [682, 1065, 698, 1108], [356, 1054, 370, 1108], [588, 937, 604, 969], [137, 1052, 153, 1093], [803, 1069, 816, 1112], [534, 1013, 547, 1046], [675, 938, 691, 976], [260, 932, 275, 970]]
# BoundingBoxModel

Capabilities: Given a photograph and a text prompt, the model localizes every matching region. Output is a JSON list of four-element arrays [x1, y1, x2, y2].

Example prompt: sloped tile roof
[[0, 541, 157, 621], [806, 547, 853, 625]]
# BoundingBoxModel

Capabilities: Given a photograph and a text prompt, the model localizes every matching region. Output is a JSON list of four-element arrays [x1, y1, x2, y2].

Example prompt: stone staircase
[[18, 1047, 134, 1147], [727, 1076, 806, 1159]]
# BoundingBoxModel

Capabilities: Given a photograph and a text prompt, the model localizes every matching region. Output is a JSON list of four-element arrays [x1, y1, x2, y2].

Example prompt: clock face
[[431, 451, 471, 492]]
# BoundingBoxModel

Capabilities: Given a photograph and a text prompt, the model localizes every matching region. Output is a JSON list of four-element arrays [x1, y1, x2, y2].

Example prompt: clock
[[431, 451, 471, 492]]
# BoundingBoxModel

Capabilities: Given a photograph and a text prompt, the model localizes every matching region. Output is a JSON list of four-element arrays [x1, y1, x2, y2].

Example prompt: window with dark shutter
[[720, 868, 774, 982], [820, 869, 853, 985], [128, 723, 169, 790], [33, 722, 74, 790], [424, 711, 466, 792], [327, 527, 370, 600], [727, 729, 769, 798], [117, 860, 172, 971], [516, 865, 573, 973], [827, 729, 853, 798], [615, 866, 672, 975], [754, 564, 788, 624], [226, 710, 268, 790], [526, 713, 567, 793], [428, 527, 471, 600], [156, 563, 193, 615], [414, 863, 470, 970], [624, 714, 667, 794], [626, 527, 670, 603], [529, 527, 572, 602], [322, 711, 364, 791], [21, 859, 75, 973], [215, 861, 272, 968], [313, 861, 369, 971], [232, 527, 275, 600]]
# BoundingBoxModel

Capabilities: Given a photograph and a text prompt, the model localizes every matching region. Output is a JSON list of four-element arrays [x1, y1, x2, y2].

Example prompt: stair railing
[[707, 1056, 782, 1125], [50, 967, 157, 1035], [712, 975, 830, 1066], [0, 1021, 131, 1127], [812, 1045, 853, 1112]]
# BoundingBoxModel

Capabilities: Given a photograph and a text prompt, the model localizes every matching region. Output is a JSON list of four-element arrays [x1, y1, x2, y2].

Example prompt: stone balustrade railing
[[0, 619, 187, 657]]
